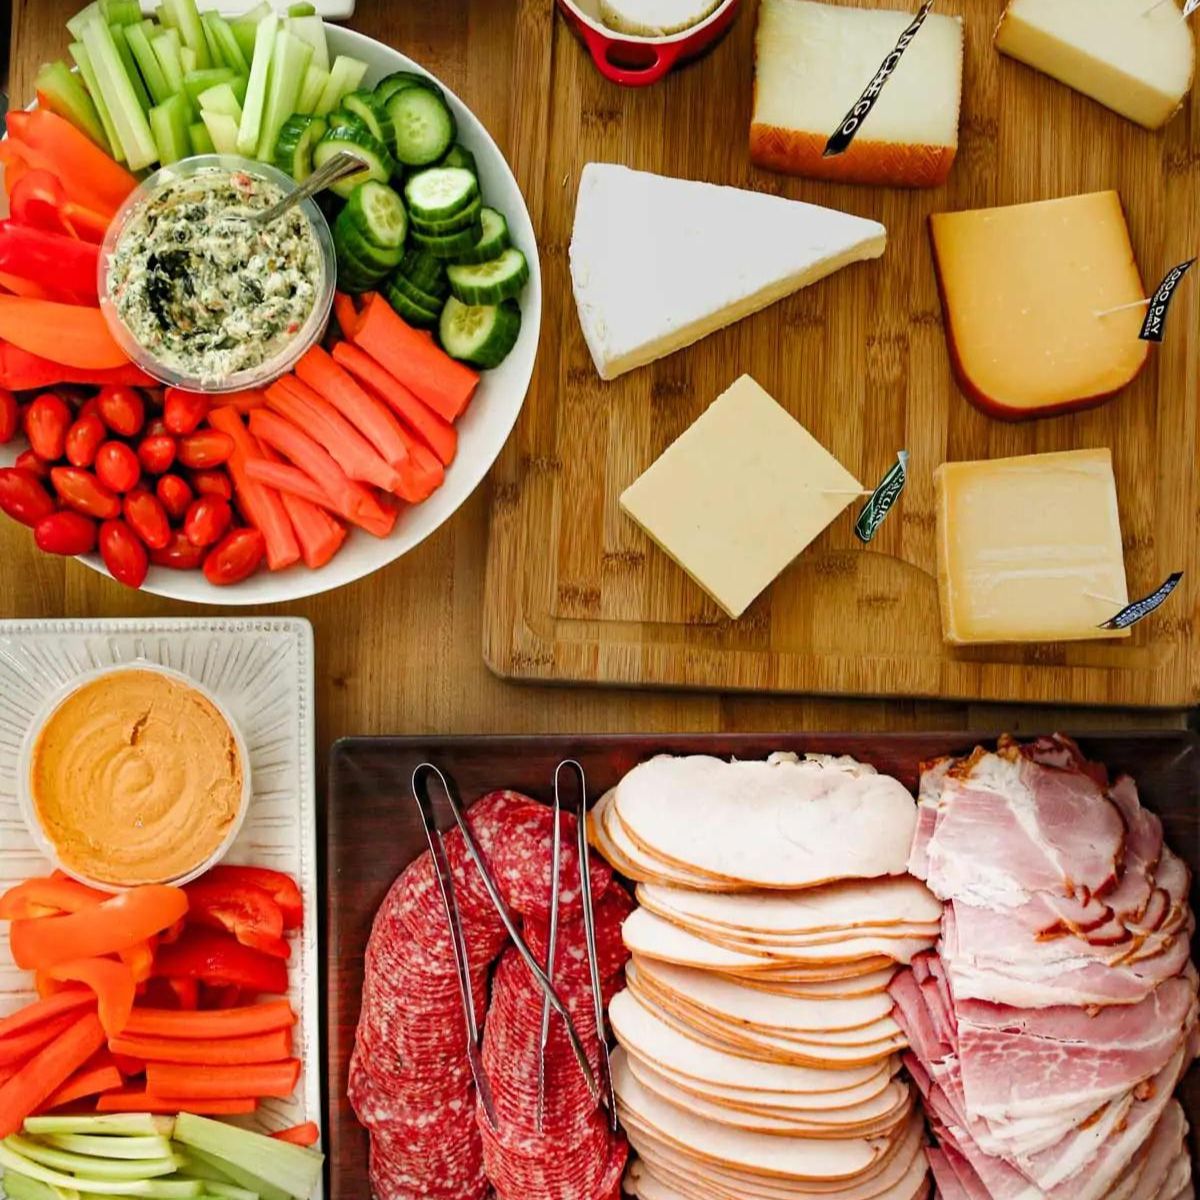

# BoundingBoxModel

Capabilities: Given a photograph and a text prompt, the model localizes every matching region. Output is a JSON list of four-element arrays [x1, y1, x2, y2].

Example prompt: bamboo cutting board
[[483, 0, 1200, 707]]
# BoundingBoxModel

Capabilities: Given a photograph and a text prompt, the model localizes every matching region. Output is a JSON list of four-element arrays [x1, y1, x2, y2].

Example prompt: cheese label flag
[[824, 2, 935, 157], [855, 450, 908, 543], [1100, 572, 1184, 630], [1139, 258, 1196, 343], [1184, 0, 1200, 17]]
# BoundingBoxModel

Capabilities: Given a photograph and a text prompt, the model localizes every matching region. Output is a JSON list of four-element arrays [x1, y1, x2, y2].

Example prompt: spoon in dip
[[239, 151, 368, 228]]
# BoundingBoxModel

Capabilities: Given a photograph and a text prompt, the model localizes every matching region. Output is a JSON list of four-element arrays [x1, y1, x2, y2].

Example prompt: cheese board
[[485, 0, 1200, 707], [325, 729, 1200, 1198]]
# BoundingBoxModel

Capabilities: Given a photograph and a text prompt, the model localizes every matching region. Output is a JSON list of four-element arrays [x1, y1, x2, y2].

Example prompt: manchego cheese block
[[751, 0, 964, 187], [995, 0, 1196, 131], [930, 191, 1149, 420]]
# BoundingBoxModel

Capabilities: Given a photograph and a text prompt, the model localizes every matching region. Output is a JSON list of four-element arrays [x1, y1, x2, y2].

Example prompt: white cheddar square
[[620, 375, 863, 619]]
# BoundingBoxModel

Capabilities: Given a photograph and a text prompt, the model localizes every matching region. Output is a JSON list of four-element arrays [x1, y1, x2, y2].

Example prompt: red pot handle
[[578, 23, 683, 87]]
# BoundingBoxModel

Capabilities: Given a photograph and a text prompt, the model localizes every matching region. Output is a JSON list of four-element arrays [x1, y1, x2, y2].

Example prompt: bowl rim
[[558, 0, 739, 45]]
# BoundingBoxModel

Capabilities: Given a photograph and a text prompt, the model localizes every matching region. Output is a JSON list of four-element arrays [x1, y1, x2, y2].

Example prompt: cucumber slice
[[69, 40, 124, 161], [124, 21, 173, 105], [149, 92, 191, 164], [374, 70, 444, 105], [409, 194, 483, 236], [386, 85, 456, 166], [256, 28, 314, 160], [313, 122, 393, 197], [439, 297, 521, 368], [388, 270, 445, 314], [296, 62, 329, 115], [341, 89, 395, 149], [404, 167, 477, 222], [201, 109, 240, 155], [109, 23, 152, 114], [438, 142, 477, 174], [447, 248, 529, 305], [336, 211, 406, 271], [274, 113, 326, 180], [411, 219, 485, 259], [34, 60, 110, 150], [455, 206, 511, 266], [203, 13, 249, 73], [314, 54, 368, 116], [398, 248, 450, 298], [197, 81, 242, 120], [285, 13, 329, 72], [188, 120, 215, 154], [344, 180, 408, 249], [235, 10, 278, 157], [384, 277, 441, 329]]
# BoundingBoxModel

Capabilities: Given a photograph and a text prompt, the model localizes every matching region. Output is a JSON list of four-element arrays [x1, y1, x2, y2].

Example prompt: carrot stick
[[96, 1088, 256, 1115], [123, 1000, 296, 1041], [244, 458, 396, 539], [0, 296, 130, 370], [0, 1011, 83, 1067], [109, 1028, 292, 1066], [267, 378, 401, 493], [0, 991, 95, 1042], [272, 1122, 320, 1146], [0, 1012, 105, 1137], [333, 292, 360, 340], [353, 294, 479, 421], [146, 1058, 301, 1100], [207, 406, 301, 572], [208, 390, 267, 413], [39, 1055, 123, 1111], [253, 444, 345, 568], [333, 341, 458, 466], [294, 345, 414, 471]]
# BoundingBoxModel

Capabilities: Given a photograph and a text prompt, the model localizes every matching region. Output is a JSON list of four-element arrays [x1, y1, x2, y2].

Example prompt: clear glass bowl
[[98, 154, 336, 395]]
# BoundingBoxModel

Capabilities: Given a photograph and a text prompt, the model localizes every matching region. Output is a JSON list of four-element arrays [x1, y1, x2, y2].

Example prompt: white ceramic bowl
[[2, 26, 542, 604]]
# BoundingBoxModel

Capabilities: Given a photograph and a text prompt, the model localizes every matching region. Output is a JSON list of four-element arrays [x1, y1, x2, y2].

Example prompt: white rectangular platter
[[0, 617, 321, 1193]]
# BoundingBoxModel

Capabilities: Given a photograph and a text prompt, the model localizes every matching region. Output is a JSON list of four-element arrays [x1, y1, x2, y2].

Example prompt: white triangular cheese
[[569, 163, 887, 380]]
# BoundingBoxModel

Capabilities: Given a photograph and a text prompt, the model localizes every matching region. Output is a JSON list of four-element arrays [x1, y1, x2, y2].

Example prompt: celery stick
[[0, 1144, 200, 1198], [66, 2, 103, 41], [295, 63, 328, 115], [149, 92, 192, 164], [236, 12, 279, 157], [180, 45, 197, 75], [200, 110, 240, 155], [110, 23, 152, 112], [2, 1170, 62, 1200], [285, 14, 328, 72], [24, 1118, 175, 1139], [182, 67, 236, 105], [203, 14, 248, 74], [229, 4, 272, 64], [101, 0, 142, 25], [174, 1150, 285, 1200], [163, 0, 211, 69], [200, 15, 222, 72], [198, 82, 242, 121], [256, 29, 313, 160], [287, 3, 317, 14], [151, 28, 186, 99], [198, 1185, 256, 1200], [69, 40, 125, 163], [34, 60, 111, 150], [188, 120, 215, 155], [125, 21, 172, 104], [155, 3, 174, 28], [79, 7, 159, 168], [172, 1117, 322, 1200], [43, 1137, 173, 1163], [313, 55, 367, 116], [8, 1137, 178, 1182]]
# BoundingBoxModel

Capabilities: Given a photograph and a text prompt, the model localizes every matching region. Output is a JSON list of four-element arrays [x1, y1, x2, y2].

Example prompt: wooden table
[[5, 0, 1186, 753]]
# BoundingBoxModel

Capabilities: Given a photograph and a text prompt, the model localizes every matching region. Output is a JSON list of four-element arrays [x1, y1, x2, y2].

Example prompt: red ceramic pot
[[557, 0, 742, 87]]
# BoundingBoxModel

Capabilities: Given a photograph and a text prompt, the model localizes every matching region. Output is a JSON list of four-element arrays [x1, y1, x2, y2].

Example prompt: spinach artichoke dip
[[108, 168, 322, 386]]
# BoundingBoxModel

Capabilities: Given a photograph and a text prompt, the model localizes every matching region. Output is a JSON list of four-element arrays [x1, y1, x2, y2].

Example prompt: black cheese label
[[855, 451, 909, 544], [1139, 258, 1195, 343], [824, 2, 935, 158], [1100, 572, 1184, 630]]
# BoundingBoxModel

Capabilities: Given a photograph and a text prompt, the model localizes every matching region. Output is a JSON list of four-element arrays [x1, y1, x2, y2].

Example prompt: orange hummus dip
[[30, 668, 244, 886]]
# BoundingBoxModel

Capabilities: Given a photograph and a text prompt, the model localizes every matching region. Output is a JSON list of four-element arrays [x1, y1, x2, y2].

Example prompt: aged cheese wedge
[[930, 191, 1149, 420], [995, 0, 1195, 130], [599, 0, 720, 35], [935, 448, 1131, 645], [613, 754, 917, 887], [570, 165, 886, 380], [751, 0, 964, 187]]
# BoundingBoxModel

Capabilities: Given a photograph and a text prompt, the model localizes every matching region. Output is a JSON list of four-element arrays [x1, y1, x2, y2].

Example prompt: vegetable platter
[[0, 4, 541, 605], [0, 619, 323, 1199]]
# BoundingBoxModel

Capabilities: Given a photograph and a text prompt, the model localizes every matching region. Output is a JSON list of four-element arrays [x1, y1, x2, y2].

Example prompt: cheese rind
[[935, 449, 1130, 645], [569, 163, 886, 381], [751, 0, 964, 187], [620, 375, 863, 620], [995, 0, 1195, 131], [930, 191, 1149, 420], [598, 0, 720, 36]]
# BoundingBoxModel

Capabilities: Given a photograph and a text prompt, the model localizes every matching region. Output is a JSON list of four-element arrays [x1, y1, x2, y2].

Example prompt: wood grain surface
[[484, 0, 1200, 707], [1, 0, 1190, 777]]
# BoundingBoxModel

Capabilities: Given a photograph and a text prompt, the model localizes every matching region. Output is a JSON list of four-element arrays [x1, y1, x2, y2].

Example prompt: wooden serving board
[[324, 731, 1200, 1195], [484, 0, 1200, 707]]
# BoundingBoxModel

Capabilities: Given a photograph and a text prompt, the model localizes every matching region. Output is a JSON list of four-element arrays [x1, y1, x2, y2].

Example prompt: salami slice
[[525, 883, 634, 985]]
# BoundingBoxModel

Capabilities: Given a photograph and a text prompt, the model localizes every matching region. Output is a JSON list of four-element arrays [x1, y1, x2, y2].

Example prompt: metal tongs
[[411, 763, 603, 1128]]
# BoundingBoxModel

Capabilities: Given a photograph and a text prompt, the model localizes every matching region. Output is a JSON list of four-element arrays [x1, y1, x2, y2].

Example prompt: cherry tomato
[[34, 511, 97, 556], [155, 474, 193, 523], [144, 417, 169, 438], [0, 389, 18, 444], [50, 467, 121, 520], [0, 468, 56, 527], [65, 414, 106, 468], [96, 386, 145, 438], [138, 433, 177, 475], [164, 390, 209, 436], [14, 450, 49, 480], [123, 489, 172, 551], [94, 441, 141, 494], [189, 469, 234, 501], [150, 530, 206, 570], [177, 430, 233, 470], [183, 496, 232, 548], [203, 528, 265, 586], [77, 397, 100, 422], [24, 394, 71, 462], [99, 519, 149, 588]]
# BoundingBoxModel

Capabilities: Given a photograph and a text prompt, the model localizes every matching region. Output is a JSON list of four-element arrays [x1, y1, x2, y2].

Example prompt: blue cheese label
[[1100, 572, 1184, 630], [1139, 259, 1195, 343], [855, 451, 908, 543], [824, 3, 935, 158]]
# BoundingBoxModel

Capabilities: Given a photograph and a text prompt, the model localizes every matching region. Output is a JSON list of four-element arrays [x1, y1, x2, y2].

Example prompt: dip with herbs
[[107, 167, 322, 386]]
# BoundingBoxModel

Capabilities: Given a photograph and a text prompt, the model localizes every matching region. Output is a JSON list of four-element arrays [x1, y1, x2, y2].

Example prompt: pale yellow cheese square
[[936, 448, 1130, 645], [620, 375, 863, 619]]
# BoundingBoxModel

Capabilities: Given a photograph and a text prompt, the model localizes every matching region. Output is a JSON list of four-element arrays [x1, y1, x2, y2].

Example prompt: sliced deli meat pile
[[594, 752, 937, 1200], [897, 734, 1198, 1200]]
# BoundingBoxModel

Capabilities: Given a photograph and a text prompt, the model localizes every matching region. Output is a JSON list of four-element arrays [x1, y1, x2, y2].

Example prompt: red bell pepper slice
[[0, 876, 108, 920], [183, 879, 289, 961], [200, 867, 303, 931], [0, 341, 156, 391], [152, 928, 288, 997], [45, 958, 136, 1038], [0, 222, 99, 302], [9, 170, 110, 245]]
